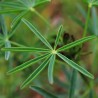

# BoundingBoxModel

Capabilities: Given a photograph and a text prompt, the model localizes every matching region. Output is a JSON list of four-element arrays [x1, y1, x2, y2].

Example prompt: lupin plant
[[0, 0, 98, 98]]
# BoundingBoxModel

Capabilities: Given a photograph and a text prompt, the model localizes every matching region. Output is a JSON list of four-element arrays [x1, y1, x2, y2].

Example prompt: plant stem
[[30, 8, 50, 27], [69, 69, 77, 98], [83, 5, 91, 37], [69, 4, 92, 98]]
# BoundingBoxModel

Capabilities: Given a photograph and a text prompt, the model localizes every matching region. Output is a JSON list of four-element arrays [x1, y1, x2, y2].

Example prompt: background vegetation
[[0, 0, 98, 98]]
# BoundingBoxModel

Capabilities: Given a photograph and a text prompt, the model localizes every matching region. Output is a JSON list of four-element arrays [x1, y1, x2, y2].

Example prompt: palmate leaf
[[48, 54, 56, 84], [30, 86, 58, 98], [21, 56, 50, 89], [7, 53, 50, 75], [22, 18, 52, 49], [54, 25, 63, 49], [57, 53, 94, 79], [1, 47, 50, 52], [57, 35, 96, 52]]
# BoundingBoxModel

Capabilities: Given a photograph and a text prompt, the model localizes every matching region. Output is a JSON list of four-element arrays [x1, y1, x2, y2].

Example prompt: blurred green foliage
[[0, 0, 98, 98]]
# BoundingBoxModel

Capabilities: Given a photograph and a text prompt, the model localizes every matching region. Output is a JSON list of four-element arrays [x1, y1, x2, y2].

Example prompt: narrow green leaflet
[[5, 40, 11, 60], [11, 10, 28, 28], [33, 0, 51, 7], [57, 53, 94, 79], [7, 53, 49, 75], [21, 56, 50, 89], [2, 47, 50, 52], [0, 9, 24, 14], [0, 1, 26, 9], [48, 55, 56, 84], [0, 15, 7, 35], [18, 0, 34, 8], [22, 18, 52, 49], [54, 25, 63, 49], [18, 0, 51, 8], [30, 86, 58, 98], [57, 35, 96, 52]]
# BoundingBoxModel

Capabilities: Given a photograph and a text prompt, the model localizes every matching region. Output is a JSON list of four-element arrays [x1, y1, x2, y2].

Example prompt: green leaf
[[30, 86, 58, 98], [18, 0, 34, 8], [2, 47, 50, 52], [18, 0, 51, 8], [83, 0, 98, 6], [0, 9, 24, 14], [48, 55, 56, 84], [11, 10, 28, 28], [57, 35, 96, 52], [21, 56, 50, 89], [22, 18, 52, 49], [0, 1, 26, 9], [57, 53, 94, 79], [33, 0, 51, 7], [0, 15, 7, 36], [7, 53, 50, 75], [54, 25, 63, 49], [5, 40, 11, 60]]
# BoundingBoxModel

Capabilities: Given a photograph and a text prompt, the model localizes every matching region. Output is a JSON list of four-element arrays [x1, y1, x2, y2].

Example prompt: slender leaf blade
[[48, 55, 56, 84], [57, 35, 96, 52], [0, 15, 7, 35], [11, 10, 28, 28], [7, 53, 50, 74], [57, 53, 94, 79], [2, 47, 50, 52], [22, 18, 52, 49], [0, 1, 26, 9], [21, 56, 50, 89], [54, 25, 63, 49], [0, 9, 24, 14], [30, 86, 58, 98], [33, 0, 51, 7]]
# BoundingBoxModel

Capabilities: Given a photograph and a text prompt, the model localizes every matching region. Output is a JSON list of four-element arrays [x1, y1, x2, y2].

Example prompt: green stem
[[69, 4, 92, 98], [30, 8, 50, 27], [83, 5, 91, 37]]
